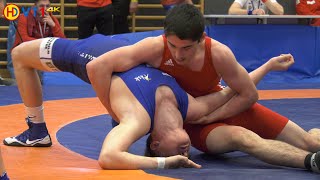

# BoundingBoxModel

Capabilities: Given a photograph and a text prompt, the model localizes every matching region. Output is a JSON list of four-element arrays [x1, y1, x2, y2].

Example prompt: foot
[[3, 118, 52, 147]]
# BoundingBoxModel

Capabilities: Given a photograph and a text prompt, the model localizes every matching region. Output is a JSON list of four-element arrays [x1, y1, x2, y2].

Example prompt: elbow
[[242, 88, 258, 107], [98, 152, 116, 170], [249, 90, 259, 105]]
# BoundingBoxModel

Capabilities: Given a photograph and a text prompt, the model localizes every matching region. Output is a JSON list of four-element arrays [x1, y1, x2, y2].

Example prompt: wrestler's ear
[[150, 141, 160, 151]]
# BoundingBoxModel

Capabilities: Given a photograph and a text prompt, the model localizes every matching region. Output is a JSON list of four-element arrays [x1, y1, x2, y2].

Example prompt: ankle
[[305, 152, 320, 173]]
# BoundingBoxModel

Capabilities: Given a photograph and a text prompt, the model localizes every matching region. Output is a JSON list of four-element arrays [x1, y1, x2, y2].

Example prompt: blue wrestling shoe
[[0, 172, 9, 180], [3, 118, 52, 147]]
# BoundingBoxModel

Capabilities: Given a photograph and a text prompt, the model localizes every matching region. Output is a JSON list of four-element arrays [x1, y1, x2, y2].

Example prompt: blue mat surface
[[56, 98, 320, 180]]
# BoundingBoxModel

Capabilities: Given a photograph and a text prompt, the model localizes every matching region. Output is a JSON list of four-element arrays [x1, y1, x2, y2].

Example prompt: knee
[[11, 43, 26, 67], [155, 86, 176, 104], [231, 127, 259, 150], [302, 134, 320, 152], [308, 128, 319, 134]]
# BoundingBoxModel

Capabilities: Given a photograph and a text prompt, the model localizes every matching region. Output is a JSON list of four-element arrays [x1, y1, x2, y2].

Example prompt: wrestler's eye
[[169, 43, 176, 48]]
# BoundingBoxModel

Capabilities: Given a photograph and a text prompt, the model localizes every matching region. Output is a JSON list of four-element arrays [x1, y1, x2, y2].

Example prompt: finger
[[186, 159, 202, 168], [287, 59, 295, 66]]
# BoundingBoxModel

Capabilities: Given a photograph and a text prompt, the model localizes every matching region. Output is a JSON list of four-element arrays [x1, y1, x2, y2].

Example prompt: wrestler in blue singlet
[[46, 34, 130, 83], [41, 35, 188, 134], [113, 64, 189, 133]]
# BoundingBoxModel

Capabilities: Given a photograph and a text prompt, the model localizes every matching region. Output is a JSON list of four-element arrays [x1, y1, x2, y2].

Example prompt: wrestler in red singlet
[[159, 35, 289, 152]]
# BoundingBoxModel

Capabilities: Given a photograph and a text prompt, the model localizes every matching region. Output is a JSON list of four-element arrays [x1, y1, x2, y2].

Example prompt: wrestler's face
[[166, 35, 199, 65], [155, 129, 191, 157]]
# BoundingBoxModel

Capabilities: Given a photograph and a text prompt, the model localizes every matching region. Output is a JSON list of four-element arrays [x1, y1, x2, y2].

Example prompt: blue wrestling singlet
[[113, 64, 189, 133], [40, 34, 130, 83]]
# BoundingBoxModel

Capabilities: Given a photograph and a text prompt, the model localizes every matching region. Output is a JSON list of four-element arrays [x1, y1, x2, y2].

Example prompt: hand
[[130, 2, 138, 13], [252, 9, 265, 15], [165, 155, 201, 169], [267, 54, 295, 71], [43, 14, 55, 27]]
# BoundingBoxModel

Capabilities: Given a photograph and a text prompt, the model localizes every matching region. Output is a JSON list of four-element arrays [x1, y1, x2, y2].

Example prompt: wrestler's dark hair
[[164, 4, 204, 42], [144, 135, 158, 157]]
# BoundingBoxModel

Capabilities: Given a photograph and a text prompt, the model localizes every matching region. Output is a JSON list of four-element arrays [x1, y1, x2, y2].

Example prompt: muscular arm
[[86, 37, 163, 111], [203, 44, 259, 122], [186, 59, 269, 122], [98, 120, 160, 169], [264, 0, 284, 15], [187, 54, 294, 124]]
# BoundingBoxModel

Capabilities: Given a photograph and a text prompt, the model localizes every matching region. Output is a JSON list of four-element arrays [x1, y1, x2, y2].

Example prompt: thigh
[[205, 125, 248, 154], [184, 123, 245, 154], [184, 122, 226, 152], [225, 103, 289, 140], [12, 39, 48, 71]]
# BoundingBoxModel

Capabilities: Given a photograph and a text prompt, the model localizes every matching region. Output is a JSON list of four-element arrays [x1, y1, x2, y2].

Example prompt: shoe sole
[[3, 140, 52, 147]]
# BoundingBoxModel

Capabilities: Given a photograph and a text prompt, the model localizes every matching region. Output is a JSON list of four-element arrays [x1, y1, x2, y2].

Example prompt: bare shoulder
[[210, 39, 235, 64], [133, 35, 164, 67]]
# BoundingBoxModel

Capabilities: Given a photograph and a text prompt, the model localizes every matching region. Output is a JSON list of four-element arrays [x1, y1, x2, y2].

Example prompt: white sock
[[25, 105, 45, 123]]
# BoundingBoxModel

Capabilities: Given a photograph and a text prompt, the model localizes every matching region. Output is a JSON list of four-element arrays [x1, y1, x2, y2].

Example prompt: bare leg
[[11, 39, 47, 107], [308, 128, 320, 143], [206, 126, 309, 169], [276, 121, 320, 152], [4, 39, 52, 147]]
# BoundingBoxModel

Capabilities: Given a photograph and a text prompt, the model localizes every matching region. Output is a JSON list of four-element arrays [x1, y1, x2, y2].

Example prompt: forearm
[[192, 88, 235, 120], [264, 0, 284, 15], [193, 62, 270, 120], [100, 152, 159, 169], [202, 92, 257, 122]]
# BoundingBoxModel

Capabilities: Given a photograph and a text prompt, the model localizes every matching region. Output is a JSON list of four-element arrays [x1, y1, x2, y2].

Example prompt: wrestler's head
[[145, 129, 191, 158], [164, 4, 205, 65]]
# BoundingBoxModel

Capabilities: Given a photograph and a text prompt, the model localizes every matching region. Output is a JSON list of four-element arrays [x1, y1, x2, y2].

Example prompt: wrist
[[156, 157, 166, 169], [264, 61, 273, 72], [248, 10, 253, 15]]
